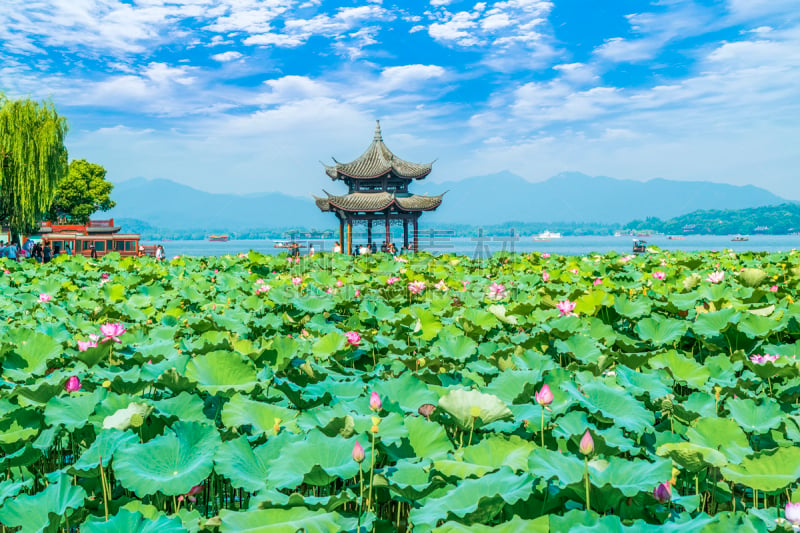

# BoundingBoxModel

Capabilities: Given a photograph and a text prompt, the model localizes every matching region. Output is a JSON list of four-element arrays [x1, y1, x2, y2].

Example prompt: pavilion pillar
[[385, 214, 391, 245], [367, 219, 372, 246], [339, 218, 344, 252], [347, 219, 353, 255], [413, 217, 419, 252], [403, 219, 409, 249]]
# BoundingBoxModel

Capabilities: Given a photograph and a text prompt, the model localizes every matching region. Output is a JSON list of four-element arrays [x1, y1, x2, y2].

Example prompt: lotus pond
[[1, 249, 800, 532]]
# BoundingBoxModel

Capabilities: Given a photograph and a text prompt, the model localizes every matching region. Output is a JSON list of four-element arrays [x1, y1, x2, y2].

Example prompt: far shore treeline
[[121, 203, 798, 241]]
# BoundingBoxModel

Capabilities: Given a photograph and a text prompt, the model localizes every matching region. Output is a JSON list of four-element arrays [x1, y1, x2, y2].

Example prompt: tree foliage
[[50, 159, 116, 223], [0, 95, 69, 233], [625, 203, 800, 235]]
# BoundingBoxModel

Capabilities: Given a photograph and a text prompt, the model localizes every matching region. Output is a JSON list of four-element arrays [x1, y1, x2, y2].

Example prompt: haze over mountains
[[107, 172, 787, 231]]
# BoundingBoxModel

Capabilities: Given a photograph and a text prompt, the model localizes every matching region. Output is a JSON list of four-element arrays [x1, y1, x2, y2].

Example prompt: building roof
[[324, 121, 433, 180], [315, 191, 443, 213]]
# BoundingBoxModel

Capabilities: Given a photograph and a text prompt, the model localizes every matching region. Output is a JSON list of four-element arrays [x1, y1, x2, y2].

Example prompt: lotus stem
[[753, 487, 757, 509], [357, 468, 364, 527], [99, 459, 109, 521], [468, 419, 475, 448], [368, 431, 376, 512], [584, 456, 591, 512], [540, 409, 545, 448]]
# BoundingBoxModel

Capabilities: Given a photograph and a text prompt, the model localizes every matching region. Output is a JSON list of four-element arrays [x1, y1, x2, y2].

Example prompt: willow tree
[[0, 95, 69, 235]]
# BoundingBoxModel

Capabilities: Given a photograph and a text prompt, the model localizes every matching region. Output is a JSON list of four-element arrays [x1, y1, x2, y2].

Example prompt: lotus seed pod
[[470, 406, 481, 418], [129, 414, 144, 428]]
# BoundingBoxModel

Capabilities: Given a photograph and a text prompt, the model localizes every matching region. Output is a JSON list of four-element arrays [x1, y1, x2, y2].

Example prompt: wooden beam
[[347, 220, 352, 255], [413, 217, 419, 252], [385, 215, 391, 245]]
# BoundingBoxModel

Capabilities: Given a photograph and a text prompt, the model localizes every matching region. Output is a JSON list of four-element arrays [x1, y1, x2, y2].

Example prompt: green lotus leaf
[[5, 331, 62, 379], [657, 442, 728, 472], [726, 397, 784, 434], [114, 421, 221, 497], [409, 467, 534, 532], [722, 447, 800, 492], [455, 434, 533, 473], [738, 268, 768, 287], [0, 478, 31, 507], [649, 350, 710, 389], [371, 373, 439, 413], [291, 295, 336, 314], [72, 429, 138, 472], [81, 509, 187, 533], [692, 308, 738, 337], [614, 366, 671, 399], [214, 435, 271, 493], [614, 297, 651, 319], [590, 456, 673, 497], [44, 389, 105, 431], [528, 448, 586, 486], [219, 507, 356, 533], [221, 393, 297, 435], [563, 381, 653, 434], [433, 335, 478, 361], [486, 304, 518, 325], [405, 415, 453, 458], [736, 313, 780, 339], [433, 515, 548, 532], [311, 331, 346, 360], [0, 474, 86, 533], [636, 316, 688, 346], [482, 370, 544, 405], [266, 429, 360, 489], [437, 389, 513, 430], [184, 350, 259, 394], [686, 418, 753, 464], [151, 392, 209, 423]]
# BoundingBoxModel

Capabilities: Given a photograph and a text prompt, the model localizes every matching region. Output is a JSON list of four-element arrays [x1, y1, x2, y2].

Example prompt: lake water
[[144, 235, 800, 258]]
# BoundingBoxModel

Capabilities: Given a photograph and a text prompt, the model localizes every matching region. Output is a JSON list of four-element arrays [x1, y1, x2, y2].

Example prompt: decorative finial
[[374, 120, 382, 141]]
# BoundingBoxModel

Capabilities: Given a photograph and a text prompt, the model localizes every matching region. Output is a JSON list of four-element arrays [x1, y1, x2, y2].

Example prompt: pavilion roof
[[324, 121, 433, 180], [314, 191, 443, 213]]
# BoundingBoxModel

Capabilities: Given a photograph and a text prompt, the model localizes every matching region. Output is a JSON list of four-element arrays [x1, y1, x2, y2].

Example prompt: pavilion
[[314, 121, 443, 254]]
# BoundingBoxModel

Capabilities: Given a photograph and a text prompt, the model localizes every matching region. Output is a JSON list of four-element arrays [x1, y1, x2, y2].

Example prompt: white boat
[[535, 230, 562, 240]]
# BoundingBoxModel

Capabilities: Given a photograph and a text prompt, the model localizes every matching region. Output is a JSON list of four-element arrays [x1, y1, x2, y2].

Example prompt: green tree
[[49, 159, 116, 223], [0, 95, 69, 234]]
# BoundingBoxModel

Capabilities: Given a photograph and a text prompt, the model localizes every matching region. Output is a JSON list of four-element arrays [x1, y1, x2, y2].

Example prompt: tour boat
[[535, 230, 562, 240], [667, 236, 685, 240], [33, 219, 148, 258], [273, 241, 305, 249], [208, 235, 229, 242], [731, 236, 749, 242]]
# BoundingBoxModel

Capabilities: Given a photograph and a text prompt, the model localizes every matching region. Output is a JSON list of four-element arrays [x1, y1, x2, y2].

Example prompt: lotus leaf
[[437, 389, 512, 430], [219, 506, 357, 532], [722, 447, 800, 492], [184, 350, 259, 394], [82, 509, 187, 533], [114, 421, 221, 496], [0, 474, 86, 533], [726, 397, 784, 434]]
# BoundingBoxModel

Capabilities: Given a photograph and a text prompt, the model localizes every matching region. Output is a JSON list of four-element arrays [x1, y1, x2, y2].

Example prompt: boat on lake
[[208, 235, 229, 242], [732, 235, 749, 242], [534, 230, 562, 241], [667, 236, 685, 240], [273, 241, 305, 249]]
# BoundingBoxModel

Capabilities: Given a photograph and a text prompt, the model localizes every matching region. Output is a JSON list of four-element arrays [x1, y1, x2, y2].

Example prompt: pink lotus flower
[[64, 376, 81, 393], [418, 403, 436, 419], [435, 280, 448, 291], [653, 482, 671, 504], [256, 284, 271, 295], [369, 392, 382, 411], [579, 430, 594, 456], [386, 276, 400, 285], [3, 269, 9, 274], [101, 273, 109, 279], [287, 257, 293, 262], [542, 253, 550, 258], [652, 271, 666, 280], [100, 322, 126, 343], [556, 300, 577, 316], [488, 282, 507, 300], [77, 335, 99, 351], [394, 256, 408, 263], [325, 287, 333, 294], [542, 272, 550, 282], [706, 271, 725, 283], [770, 285, 778, 292], [786, 502, 800, 525], [345, 331, 361, 347], [408, 281, 426, 294], [336, 280, 344, 287], [295, 257, 300, 263], [750, 354, 779, 364], [178, 483, 204, 503], [355, 289, 361, 297], [291, 277, 302, 285], [214, 269, 218, 274], [352, 441, 365, 463], [256, 278, 264, 284], [535, 384, 553, 406], [569, 269, 579, 275], [460, 280, 469, 288], [39, 293, 51, 303], [593, 278, 603, 286]]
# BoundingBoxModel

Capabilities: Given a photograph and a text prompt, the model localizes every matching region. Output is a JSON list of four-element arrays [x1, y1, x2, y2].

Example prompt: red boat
[[208, 235, 229, 242]]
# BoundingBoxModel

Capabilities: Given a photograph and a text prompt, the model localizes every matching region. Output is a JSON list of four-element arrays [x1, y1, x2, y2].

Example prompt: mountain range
[[106, 172, 788, 231]]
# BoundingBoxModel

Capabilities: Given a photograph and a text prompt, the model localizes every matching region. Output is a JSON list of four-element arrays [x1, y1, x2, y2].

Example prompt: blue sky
[[1, 0, 798, 199]]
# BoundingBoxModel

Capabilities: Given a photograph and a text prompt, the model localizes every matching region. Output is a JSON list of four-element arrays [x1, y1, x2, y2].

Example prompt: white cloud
[[211, 51, 243, 62]]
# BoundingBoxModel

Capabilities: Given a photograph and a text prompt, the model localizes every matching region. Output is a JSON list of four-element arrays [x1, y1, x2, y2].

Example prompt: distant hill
[[425, 171, 788, 225], [107, 178, 330, 231], [106, 173, 788, 233], [625, 203, 800, 235]]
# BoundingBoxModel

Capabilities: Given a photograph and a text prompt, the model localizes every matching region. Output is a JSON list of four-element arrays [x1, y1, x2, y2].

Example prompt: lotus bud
[[418, 404, 436, 420], [102, 380, 111, 389], [273, 418, 282, 433], [469, 406, 481, 418], [371, 416, 381, 434], [130, 413, 144, 428], [369, 392, 382, 412], [64, 376, 81, 393], [534, 384, 553, 406], [579, 430, 594, 456], [352, 441, 365, 463], [786, 502, 800, 525], [653, 482, 671, 504]]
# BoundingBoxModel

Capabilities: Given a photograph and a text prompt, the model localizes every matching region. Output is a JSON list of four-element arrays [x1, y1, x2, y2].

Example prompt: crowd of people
[[330, 241, 409, 256], [0, 241, 167, 262]]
